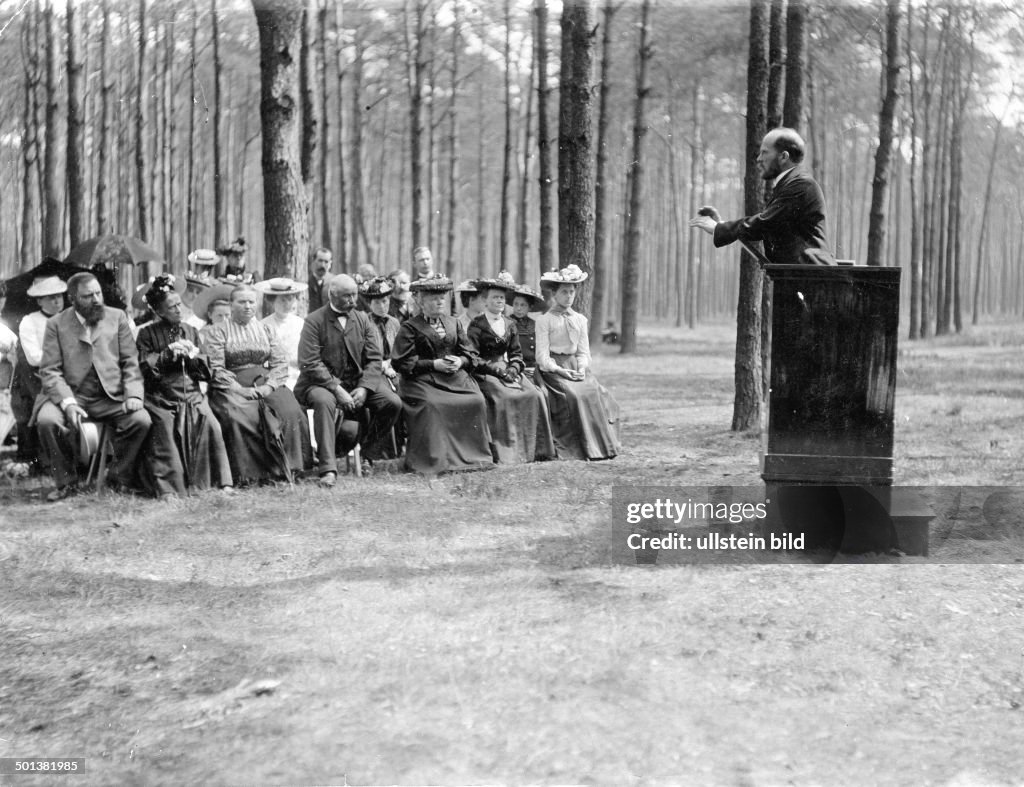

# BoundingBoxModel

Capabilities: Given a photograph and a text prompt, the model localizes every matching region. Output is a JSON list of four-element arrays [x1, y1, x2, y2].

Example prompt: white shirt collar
[[772, 165, 797, 189]]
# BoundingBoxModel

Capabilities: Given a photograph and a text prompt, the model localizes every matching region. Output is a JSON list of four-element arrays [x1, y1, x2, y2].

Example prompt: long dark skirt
[[536, 354, 620, 461], [475, 373, 555, 464], [142, 396, 233, 496], [399, 370, 493, 474], [209, 368, 312, 485]]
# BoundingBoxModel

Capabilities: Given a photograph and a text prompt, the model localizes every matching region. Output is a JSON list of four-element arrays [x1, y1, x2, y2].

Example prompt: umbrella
[[0, 258, 94, 324], [64, 234, 163, 270]]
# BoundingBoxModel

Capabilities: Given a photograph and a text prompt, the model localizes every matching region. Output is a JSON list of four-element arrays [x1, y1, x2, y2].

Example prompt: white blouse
[[534, 308, 591, 373], [261, 312, 304, 389]]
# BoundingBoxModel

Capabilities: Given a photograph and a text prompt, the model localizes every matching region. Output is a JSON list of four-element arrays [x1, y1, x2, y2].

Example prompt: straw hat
[[26, 276, 68, 298], [511, 284, 546, 311], [472, 271, 518, 293], [539, 264, 589, 285], [192, 283, 238, 321], [184, 271, 214, 288], [187, 248, 219, 267], [254, 277, 308, 297], [409, 274, 454, 293]]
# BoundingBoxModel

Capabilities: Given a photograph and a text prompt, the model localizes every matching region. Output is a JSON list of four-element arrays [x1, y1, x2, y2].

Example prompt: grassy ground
[[2, 320, 1024, 786]]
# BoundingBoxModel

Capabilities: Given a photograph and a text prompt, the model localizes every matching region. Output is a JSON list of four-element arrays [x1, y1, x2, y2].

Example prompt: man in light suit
[[293, 275, 402, 487], [690, 127, 834, 265], [36, 272, 152, 501]]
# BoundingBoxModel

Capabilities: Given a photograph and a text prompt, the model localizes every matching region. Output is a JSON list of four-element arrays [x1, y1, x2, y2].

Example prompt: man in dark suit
[[690, 127, 833, 265], [36, 272, 152, 501], [307, 247, 334, 314], [294, 274, 402, 487]]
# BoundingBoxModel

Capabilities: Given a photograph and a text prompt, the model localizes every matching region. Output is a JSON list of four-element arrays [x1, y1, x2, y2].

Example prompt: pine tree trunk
[[405, 0, 426, 249], [766, 0, 785, 130], [782, 0, 805, 130], [253, 0, 309, 280], [866, 0, 901, 267], [66, 0, 85, 249], [733, 0, 769, 433], [686, 81, 703, 330], [300, 0, 318, 244], [317, 0, 331, 249], [589, 0, 616, 344], [618, 0, 651, 355], [972, 107, 1007, 325], [906, 0, 921, 338], [95, 0, 112, 237], [186, 0, 198, 249], [558, 0, 597, 317], [334, 1, 347, 271], [42, 0, 62, 257], [445, 1, 460, 273], [518, 20, 536, 284], [20, 4, 41, 269], [535, 0, 554, 274], [212, 0, 224, 243]]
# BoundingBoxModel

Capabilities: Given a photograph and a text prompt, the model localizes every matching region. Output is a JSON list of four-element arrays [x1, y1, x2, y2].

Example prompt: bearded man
[[35, 272, 152, 501]]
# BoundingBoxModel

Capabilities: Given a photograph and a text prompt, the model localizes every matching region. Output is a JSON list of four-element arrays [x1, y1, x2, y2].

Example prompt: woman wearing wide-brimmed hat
[[135, 274, 233, 496], [534, 265, 620, 460], [204, 283, 312, 485], [216, 236, 258, 285], [360, 276, 404, 458], [508, 283, 546, 372], [12, 276, 68, 468], [454, 279, 485, 334], [132, 274, 187, 330], [391, 274, 493, 474], [257, 278, 308, 390], [467, 272, 555, 464]]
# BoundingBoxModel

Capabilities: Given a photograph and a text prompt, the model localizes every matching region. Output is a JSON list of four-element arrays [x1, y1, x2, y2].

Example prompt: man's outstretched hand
[[689, 205, 722, 235]]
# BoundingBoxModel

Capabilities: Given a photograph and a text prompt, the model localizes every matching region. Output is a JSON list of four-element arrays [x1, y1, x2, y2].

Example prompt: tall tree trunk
[[866, 0, 901, 267], [686, 81, 703, 330], [317, 0, 331, 249], [404, 0, 426, 249], [20, 3, 42, 269], [499, 0, 513, 273], [733, 0, 769, 433], [42, 0, 61, 256], [334, 1, 347, 271], [212, 0, 224, 243], [558, 0, 597, 317], [589, 0, 616, 344], [253, 0, 309, 280], [186, 0, 198, 249], [782, 0, 805, 130], [95, 0, 112, 237], [535, 0, 554, 274], [300, 0, 318, 244], [133, 0, 149, 242], [66, 0, 85, 249], [518, 22, 536, 284], [350, 38, 373, 270], [766, 0, 786, 130], [619, 0, 651, 355], [906, 0, 921, 338], [445, 1, 460, 273]]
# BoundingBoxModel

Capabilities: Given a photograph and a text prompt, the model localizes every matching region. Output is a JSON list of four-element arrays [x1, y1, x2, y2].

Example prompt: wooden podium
[[760, 264, 925, 554]]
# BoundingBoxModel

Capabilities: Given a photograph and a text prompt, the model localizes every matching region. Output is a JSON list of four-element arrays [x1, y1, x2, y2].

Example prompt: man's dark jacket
[[713, 167, 833, 265], [294, 306, 384, 400]]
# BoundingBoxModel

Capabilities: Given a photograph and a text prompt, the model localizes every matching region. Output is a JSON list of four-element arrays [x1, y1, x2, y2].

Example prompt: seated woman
[[455, 280, 485, 334], [391, 274, 493, 475], [467, 273, 554, 464], [360, 276, 403, 459], [135, 274, 233, 496], [534, 265, 620, 461], [508, 284, 545, 374], [257, 278, 308, 390], [203, 284, 312, 485]]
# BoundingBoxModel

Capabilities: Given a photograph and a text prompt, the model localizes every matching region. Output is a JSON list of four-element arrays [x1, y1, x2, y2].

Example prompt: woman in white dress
[[257, 278, 308, 390]]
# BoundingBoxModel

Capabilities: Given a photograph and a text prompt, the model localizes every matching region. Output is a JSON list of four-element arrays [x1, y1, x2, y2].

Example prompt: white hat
[[187, 248, 220, 267], [26, 276, 68, 298], [254, 277, 308, 296], [540, 264, 589, 285]]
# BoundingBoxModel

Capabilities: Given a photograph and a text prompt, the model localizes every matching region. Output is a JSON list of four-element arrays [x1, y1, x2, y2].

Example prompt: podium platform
[[760, 264, 928, 555]]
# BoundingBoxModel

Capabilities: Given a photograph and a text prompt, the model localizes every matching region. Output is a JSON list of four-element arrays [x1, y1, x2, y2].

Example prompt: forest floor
[[2, 319, 1024, 785]]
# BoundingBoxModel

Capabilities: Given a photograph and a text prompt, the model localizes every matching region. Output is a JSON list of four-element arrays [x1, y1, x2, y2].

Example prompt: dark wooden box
[[761, 264, 901, 485]]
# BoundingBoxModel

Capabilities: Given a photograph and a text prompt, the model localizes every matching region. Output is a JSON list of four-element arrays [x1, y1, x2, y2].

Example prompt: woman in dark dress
[[391, 274, 493, 474], [135, 274, 233, 496], [508, 284, 545, 374], [360, 276, 403, 459], [467, 274, 555, 464], [204, 284, 312, 485]]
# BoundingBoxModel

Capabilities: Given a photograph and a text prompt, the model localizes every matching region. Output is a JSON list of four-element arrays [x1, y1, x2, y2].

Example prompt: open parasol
[[65, 234, 164, 270]]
